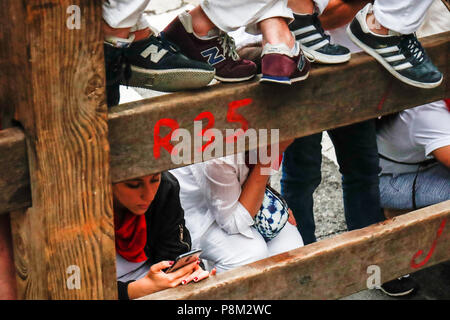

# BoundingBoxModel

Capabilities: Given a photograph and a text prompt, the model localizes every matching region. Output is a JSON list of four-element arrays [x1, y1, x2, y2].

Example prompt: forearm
[[126, 277, 158, 300], [239, 164, 270, 217], [319, 0, 371, 30], [432, 145, 450, 169]]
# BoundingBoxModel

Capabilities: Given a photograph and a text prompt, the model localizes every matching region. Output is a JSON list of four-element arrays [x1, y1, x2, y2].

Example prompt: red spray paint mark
[[152, 98, 252, 158], [194, 111, 215, 152], [153, 118, 179, 159], [225, 98, 252, 143], [410, 218, 447, 269], [377, 79, 394, 111]]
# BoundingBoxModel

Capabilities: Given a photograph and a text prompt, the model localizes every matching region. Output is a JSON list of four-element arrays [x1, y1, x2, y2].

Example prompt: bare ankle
[[103, 20, 131, 39], [288, 0, 315, 14], [190, 6, 216, 37], [260, 18, 295, 49], [132, 27, 152, 42], [366, 13, 389, 35]]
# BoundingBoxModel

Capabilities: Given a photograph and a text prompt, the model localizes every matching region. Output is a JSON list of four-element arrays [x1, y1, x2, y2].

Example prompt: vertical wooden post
[[1, 0, 117, 299], [0, 0, 26, 300]]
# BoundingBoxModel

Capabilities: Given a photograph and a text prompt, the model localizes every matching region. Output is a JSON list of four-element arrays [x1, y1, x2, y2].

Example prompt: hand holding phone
[[165, 249, 202, 273]]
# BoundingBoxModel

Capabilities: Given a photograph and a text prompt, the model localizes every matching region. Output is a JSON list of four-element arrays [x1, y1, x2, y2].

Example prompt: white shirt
[[376, 100, 450, 174], [170, 153, 256, 244]]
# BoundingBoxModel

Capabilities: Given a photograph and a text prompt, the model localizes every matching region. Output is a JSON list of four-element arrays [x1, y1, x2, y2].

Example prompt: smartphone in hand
[[165, 249, 202, 273]]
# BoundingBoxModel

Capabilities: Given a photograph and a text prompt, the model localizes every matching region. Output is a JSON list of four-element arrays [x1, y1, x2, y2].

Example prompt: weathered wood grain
[[0, 0, 31, 300], [3, 0, 117, 299], [0, 32, 449, 214], [140, 200, 450, 300], [107, 31, 450, 182]]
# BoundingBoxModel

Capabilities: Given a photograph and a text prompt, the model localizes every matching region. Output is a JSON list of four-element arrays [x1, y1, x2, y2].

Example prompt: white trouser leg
[[373, 0, 434, 34], [198, 223, 270, 273], [198, 221, 304, 273], [103, 0, 151, 29], [200, 0, 294, 34], [266, 222, 304, 256]]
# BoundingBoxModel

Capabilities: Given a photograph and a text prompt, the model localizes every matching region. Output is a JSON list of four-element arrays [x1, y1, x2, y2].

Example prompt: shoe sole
[[214, 74, 256, 82], [259, 71, 310, 84], [301, 45, 351, 64], [125, 65, 215, 92], [346, 26, 443, 89], [378, 286, 415, 297]]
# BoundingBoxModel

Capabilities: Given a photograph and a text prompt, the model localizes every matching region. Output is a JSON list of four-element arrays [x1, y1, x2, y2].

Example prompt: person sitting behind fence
[[377, 99, 450, 213], [113, 172, 215, 300], [170, 142, 304, 273]]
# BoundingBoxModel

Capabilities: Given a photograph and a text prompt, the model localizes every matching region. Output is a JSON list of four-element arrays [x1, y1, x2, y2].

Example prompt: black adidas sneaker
[[289, 12, 351, 64], [122, 34, 215, 92], [346, 3, 443, 89]]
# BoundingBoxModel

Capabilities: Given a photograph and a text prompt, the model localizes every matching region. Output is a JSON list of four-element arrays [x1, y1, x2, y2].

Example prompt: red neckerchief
[[444, 99, 450, 112], [114, 211, 148, 263]]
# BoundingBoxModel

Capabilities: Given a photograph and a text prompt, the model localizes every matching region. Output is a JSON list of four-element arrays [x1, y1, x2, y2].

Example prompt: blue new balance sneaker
[[103, 32, 215, 107], [123, 34, 215, 92], [347, 3, 443, 89]]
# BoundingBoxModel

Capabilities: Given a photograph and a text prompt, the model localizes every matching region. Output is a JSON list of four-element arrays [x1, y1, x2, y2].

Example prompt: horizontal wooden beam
[[139, 200, 450, 300], [0, 32, 448, 214]]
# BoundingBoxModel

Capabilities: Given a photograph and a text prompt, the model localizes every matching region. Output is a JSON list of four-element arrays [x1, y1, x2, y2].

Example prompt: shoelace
[[312, 12, 330, 43], [400, 34, 426, 65], [217, 32, 240, 61]]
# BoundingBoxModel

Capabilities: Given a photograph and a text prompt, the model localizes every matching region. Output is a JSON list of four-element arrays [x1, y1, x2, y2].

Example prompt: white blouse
[[170, 153, 256, 242]]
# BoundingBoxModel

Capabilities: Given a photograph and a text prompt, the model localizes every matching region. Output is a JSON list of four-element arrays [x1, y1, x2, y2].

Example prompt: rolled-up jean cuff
[[130, 16, 151, 32], [200, 0, 293, 35], [372, 1, 431, 34], [246, 9, 294, 35], [103, 0, 150, 29], [103, 12, 141, 29]]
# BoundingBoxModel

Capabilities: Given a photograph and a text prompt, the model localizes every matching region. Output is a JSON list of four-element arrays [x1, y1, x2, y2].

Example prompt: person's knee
[[215, 237, 269, 271]]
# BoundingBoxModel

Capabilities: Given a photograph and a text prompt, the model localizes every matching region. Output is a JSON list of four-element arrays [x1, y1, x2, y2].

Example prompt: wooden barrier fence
[[0, 0, 449, 300]]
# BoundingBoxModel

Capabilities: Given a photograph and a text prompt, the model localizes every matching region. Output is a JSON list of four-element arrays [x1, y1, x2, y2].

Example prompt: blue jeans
[[281, 120, 385, 245], [380, 163, 450, 210]]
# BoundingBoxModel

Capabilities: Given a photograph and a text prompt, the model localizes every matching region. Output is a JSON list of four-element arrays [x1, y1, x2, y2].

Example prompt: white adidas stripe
[[375, 46, 399, 54], [385, 54, 406, 62], [293, 25, 316, 36], [393, 62, 413, 70], [299, 33, 322, 44], [308, 39, 329, 51]]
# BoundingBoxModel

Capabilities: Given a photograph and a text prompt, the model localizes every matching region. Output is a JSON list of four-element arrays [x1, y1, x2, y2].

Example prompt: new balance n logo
[[201, 47, 225, 66], [140, 44, 168, 63]]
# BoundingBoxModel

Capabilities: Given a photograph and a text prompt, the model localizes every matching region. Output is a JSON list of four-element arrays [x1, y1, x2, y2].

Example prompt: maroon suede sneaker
[[260, 42, 310, 84], [162, 11, 257, 82]]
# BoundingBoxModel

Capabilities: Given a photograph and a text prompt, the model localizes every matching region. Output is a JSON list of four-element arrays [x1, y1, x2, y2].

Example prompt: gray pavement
[[271, 143, 450, 300]]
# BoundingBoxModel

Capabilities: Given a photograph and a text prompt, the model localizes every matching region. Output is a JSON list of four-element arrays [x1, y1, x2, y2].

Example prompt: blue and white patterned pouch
[[254, 186, 289, 242]]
